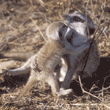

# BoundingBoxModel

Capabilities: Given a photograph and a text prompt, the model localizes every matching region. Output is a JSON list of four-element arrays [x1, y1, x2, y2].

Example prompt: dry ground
[[0, 0, 110, 110]]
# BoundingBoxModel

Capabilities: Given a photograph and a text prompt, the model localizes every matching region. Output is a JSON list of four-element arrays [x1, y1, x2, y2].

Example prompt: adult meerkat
[[59, 11, 100, 89], [3, 22, 90, 100]]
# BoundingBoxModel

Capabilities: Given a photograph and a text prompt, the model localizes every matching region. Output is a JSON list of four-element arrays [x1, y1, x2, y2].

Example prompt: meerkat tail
[[0, 52, 35, 60], [2, 66, 30, 76], [2, 54, 36, 76]]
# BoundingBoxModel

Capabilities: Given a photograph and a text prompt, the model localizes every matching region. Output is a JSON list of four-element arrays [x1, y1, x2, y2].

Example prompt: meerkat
[[59, 11, 100, 89], [3, 22, 90, 100]]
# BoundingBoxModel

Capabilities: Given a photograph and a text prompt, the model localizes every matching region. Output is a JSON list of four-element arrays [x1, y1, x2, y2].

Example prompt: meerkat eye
[[73, 16, 84, 22]]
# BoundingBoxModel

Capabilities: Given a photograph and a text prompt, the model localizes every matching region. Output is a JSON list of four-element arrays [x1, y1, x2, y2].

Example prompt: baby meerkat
[[3, 22, 90, 101]]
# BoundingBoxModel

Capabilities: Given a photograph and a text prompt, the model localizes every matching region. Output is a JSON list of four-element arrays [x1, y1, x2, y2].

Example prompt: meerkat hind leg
[[16, 70, 37, 101], [44, 72, 72, 96], [37, 71, 59, 96], [16, 70, 59, 101]]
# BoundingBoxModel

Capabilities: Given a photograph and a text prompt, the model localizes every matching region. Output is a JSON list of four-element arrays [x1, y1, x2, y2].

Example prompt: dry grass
[[0, 0, 110, 110]]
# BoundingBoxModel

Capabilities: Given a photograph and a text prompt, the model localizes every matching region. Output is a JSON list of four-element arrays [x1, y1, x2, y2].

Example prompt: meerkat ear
[[62, 14, 69, 20]]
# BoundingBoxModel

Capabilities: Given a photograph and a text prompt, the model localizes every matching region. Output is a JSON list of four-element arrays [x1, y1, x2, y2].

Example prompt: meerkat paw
[[58, 88, 72, 96]]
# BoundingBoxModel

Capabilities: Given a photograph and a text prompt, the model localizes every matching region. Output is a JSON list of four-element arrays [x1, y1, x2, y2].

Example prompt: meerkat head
[[62, 11, 95, 35], [62, 11, 95, 45], [47, 22, 69, 42]]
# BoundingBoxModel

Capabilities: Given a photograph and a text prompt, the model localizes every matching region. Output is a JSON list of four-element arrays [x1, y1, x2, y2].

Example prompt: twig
[[42, 98, 53, 110], [58, 103, 64, 110], [102, 86, 104, 102], [0, 44, 7, 52], [1, 101, 14, 110], [32, 12, 50, 23], [91, 74, 110, 93], [81, 0, 106, 74], [78, 76, 110, 109], [92, 1, 106, 38], [86, 84, 96, 100], [92, 86, 110, 94], [90, 0, 95, 17], [86, 0, 90, 38], [37, 0, 45, 7], [30, 17, 46, 41], [70, 103, 110, 106]]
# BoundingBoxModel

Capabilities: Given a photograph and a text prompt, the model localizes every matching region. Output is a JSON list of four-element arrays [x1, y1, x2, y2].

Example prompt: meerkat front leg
[[66, 42, 90, 55], [40, 71, 59, 95], [61, 67, 76, 89], [60, 41, 90, 90]]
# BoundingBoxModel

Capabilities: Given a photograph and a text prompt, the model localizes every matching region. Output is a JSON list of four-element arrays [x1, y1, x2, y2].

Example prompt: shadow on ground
[[70, 57, 110, 96], [0, 57, 110, 96]]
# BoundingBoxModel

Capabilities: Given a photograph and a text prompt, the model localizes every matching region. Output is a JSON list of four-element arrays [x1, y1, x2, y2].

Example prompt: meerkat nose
[[89, 28, 95, 35]]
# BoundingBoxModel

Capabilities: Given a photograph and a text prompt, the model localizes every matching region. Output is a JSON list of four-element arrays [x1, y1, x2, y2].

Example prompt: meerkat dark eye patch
[[72, 16, 84, 23]]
